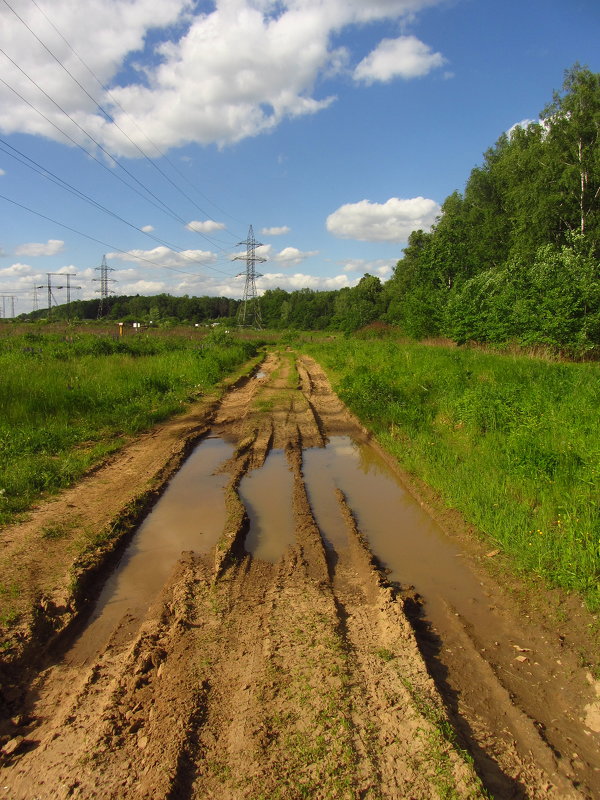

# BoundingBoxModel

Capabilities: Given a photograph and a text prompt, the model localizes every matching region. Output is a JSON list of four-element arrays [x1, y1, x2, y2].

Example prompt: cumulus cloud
[[507, 118, 538, 137], [186, 220, 226, 233], [0, 262, 34, 276], [15, 239, 65, 257], [0, 168, 5, 176], [141, 224, 154, 233], [118, 279, 167, 294], [106, 245, 217, 269], [354, 35, 445, 83], [257, 271, 354, 293], [0, 0, 444, 153], [327, 196, 440, 242], [273, 247, 318, 267], [261, 226, 291, 236], [341, 258, 396, 277]]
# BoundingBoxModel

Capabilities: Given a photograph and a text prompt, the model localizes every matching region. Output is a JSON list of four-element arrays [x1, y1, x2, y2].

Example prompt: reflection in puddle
[[241, 450, 295, 563], [68, 437, 233, 664], [304, 436, 490, 623]]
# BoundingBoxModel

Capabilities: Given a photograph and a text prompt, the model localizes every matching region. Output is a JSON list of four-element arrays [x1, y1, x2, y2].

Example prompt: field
[[0, 328, 258, 525], [301, 335, 600, 609], [0, 330, 599, 798]]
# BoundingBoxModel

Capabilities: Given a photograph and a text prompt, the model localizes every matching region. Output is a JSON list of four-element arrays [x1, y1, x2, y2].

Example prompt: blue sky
[[0, 0, 598, 314]]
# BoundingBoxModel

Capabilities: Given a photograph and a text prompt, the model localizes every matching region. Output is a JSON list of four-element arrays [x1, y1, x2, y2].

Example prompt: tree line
[[19, 66, 598, 355]]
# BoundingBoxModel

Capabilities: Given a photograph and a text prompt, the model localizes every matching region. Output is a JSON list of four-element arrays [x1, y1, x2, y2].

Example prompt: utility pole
[[0, 295, 16, 318], [33, 284, 39, 312], [234, 225, 266, 329], [92, 255, 116, 318]]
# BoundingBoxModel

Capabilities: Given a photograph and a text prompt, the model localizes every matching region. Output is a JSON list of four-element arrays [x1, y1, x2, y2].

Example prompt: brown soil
[[0, 349, 598, 799]]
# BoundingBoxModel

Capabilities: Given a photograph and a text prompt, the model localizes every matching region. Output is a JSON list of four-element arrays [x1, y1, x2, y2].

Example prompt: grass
[[0, 329, 258, 525], [299, 336, 600, 610]]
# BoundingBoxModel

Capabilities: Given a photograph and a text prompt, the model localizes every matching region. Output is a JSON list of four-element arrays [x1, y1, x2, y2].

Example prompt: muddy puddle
[[240, 449, 295, 562], [304, 436, 492, 627], [67, 436, 234, 664]]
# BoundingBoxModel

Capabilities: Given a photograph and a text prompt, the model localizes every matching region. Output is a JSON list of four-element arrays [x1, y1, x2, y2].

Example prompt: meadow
[[0, 327, 257, 525], [300, 336, 600, 609]]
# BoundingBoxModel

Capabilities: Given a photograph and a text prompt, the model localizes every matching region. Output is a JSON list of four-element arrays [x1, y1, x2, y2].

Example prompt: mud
[[0, 349, 599, 799]]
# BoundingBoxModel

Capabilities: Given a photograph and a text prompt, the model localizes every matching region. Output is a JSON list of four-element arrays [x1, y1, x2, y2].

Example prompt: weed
[[301, 337, 600, 610], [0, 331, 258, 526], [375, 647, 395, 662]]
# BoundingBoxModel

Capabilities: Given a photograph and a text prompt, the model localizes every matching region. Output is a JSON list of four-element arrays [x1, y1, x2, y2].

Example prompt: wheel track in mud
[[0, 349, 598, 799]]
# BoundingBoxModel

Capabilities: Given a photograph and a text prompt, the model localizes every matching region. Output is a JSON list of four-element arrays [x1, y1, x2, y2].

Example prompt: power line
[[0, 191, 236, 279], [1, 0, 240, 241], [0, 136, 238, 274], [26, 0, 246, 235], [0, 46, 230, 251]]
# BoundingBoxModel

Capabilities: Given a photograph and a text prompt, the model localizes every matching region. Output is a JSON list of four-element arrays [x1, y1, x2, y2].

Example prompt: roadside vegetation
[[0, 328, 258, 525], [299, 335, 600, 610]]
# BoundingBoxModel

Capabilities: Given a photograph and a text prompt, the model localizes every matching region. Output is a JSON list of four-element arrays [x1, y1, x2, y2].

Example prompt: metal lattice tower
[[0, 295, 16, 318], [234, 225, 266, 328], [92, 255, 117, 318], [36, 273, 80, 317]]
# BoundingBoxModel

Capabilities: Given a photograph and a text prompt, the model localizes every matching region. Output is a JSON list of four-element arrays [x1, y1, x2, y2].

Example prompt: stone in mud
[[2, 735, 24, 756]]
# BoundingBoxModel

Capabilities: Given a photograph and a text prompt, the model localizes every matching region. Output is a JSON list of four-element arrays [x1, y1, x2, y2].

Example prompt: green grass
[[0, 329, 258, 525], [299, 337, 600, 609]]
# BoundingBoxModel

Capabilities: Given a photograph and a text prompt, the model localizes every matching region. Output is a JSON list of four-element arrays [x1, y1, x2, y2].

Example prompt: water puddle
[[67, 436, 234, 664], [303, 436, 491, 625], [240, 450, 295, 563]]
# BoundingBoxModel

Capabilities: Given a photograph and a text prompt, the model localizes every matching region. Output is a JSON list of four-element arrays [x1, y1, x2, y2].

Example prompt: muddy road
[[1, 350, 599, 799]]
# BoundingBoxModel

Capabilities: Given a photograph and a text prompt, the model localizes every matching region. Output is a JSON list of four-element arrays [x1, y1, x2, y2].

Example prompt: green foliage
[[0, 331, 257, 524], [301, 337, 600, 609], [385, 65, 600, 351], [445, 234, 600, 354]]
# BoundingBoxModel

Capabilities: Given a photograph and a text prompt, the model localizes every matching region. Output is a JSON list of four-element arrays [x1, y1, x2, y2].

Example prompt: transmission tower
[[0, 295, 16, 318], [37, 273, 81, 318], [92, 255, 117, 318], [234, 225, 266, 328]]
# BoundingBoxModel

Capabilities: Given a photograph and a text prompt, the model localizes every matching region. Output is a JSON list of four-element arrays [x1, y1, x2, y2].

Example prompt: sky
[[0, 0, 598, 315]]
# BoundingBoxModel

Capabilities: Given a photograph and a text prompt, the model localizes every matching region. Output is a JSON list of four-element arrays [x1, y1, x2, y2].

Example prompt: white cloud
[[257, 271, 354, 293], [141, 224, 155, 233], [0, 262, 34, 276], [246, 244, 317, 267], [0, 0, 443, 153], [186, 219, 226, 233], [0, 168, 5, 176], [341, 258, 395, 276], [106, 245, 217, 269], [15, 239, 65, 257], [354, 35, 445, 84], [261, 226, 291, 236], [118, 279, 167, 294], [507, 118, 538, 137], [273, 247, 318, 267], [327, 196, 440, 242]]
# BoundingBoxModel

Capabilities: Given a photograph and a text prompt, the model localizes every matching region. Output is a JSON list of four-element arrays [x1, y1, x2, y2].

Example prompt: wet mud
[[1, 349, 599, 799]]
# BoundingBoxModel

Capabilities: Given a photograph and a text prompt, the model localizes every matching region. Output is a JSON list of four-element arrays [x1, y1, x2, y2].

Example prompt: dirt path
[[0, 349, 598, 799]]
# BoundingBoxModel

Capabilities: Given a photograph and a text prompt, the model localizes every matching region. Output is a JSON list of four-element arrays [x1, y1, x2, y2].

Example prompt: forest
[[19, 66, 599, 356]]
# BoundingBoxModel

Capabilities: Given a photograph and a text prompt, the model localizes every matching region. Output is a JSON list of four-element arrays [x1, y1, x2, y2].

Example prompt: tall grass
[[0, 330, 257, 524], [300, 337, 600, 609]]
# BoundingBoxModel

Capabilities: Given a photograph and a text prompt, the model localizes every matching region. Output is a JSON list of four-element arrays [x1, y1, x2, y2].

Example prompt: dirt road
[[0, 350, 598, 798]]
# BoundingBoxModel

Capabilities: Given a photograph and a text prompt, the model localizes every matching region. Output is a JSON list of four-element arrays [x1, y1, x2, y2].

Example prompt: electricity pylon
[[234, 225, 266, 329], [0, 295, 16, 318], [36, 273, 81, 317], [92, 255, 116, 318]]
